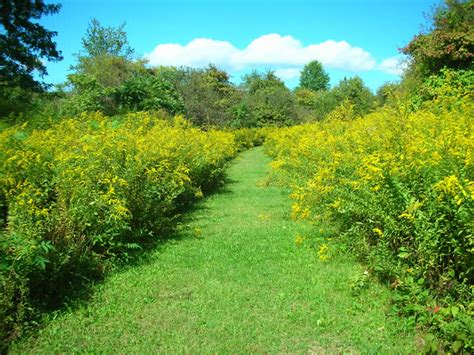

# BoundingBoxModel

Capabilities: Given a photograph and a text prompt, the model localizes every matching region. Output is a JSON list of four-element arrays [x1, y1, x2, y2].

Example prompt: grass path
[[12, 147, 416, 353]]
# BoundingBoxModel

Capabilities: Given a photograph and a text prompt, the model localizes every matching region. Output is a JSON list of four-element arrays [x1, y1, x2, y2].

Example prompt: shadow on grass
[[13, 172, 240, 349], [125, 173, 238, 265]]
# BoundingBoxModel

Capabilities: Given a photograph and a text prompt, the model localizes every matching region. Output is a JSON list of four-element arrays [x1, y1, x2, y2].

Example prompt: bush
[[231, 127, 275, 150], [173, 65, 240, 128], [239, 70, 299, 127], [114, 74, 185, 115], [244, 85, 298, 127], [0, 112, 237, 349], [332, 76, 375, 117], [265, 99, 474, 352], [410, 68, 474, 110]]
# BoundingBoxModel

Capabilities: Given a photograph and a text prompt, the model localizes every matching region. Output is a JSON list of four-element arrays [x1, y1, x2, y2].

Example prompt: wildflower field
[[0, 112, 238, 343], [2, 0, 473, 351], [265, 100, 474, 350]]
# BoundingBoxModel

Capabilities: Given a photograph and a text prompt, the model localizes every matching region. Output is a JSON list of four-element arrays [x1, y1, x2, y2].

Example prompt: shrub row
[[265, 101, 473, 352], [0, 112, 237, 348], [231, 127, 274, 150]]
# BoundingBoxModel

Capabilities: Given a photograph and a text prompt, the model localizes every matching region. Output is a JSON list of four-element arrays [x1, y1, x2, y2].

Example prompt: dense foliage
[[0, 16, 380, 127], [402, 0, 473, 76], [265, 92, 474, 351], [63, 19, 182, 117], [0, 0, 63, 91], [0, 112, 239, 348], [170, 65, 240, 128], [239, 71, 297, 127], [298, 60, 330, 92], [79, 18, 134, 59]]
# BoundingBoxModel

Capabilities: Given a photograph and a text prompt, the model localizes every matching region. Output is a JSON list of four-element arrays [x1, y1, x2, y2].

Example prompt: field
[[8, 148, 417, 353], [1, 0, 473, 352], [265, 101, 474, 351], [1, 100, 472, 353]]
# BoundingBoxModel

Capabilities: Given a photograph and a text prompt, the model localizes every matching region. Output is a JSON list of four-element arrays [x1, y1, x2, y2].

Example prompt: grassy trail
[[12, 147, 415, 353]]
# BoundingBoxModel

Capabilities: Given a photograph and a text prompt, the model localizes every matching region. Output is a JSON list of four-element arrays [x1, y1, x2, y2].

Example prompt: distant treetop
[[80, 18, 134, 59], [299, 60, 330, 92]]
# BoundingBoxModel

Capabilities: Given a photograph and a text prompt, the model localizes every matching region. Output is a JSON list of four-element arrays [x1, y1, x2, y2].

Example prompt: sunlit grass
[[12, 147, 416, 353]]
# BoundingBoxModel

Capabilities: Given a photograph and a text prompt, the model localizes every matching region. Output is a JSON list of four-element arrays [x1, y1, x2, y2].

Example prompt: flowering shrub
[[265, 101, 473, 351], [0, 112, 236, 346], [231, 127, 275, 150]]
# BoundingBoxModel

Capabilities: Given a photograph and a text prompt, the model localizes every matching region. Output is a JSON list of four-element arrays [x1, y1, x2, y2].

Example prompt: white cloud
[[147, 38, 239, 68], [378, 57, 408, 75], [146, 34, 402, 77], [274, 68, 301, 80], [236, 34, 305, 68]]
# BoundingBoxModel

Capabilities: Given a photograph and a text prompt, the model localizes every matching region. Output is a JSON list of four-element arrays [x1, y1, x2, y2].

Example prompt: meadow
[[1, 96, 472, 353], [0, 112, 238, 347], [1, 0, 473, 352], [265, 99, 473, 352]]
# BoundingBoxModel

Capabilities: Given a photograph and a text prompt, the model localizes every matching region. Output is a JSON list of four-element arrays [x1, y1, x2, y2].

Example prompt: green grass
[[11, 147, 416, 353]]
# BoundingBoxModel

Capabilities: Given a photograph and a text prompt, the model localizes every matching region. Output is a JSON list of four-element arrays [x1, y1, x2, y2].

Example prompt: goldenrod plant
[[0, 112, 237, 346], [265, 96, 473, 351]]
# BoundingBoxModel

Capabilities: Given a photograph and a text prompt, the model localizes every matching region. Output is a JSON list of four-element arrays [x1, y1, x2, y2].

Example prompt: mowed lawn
[[12, 147, 416, 353]]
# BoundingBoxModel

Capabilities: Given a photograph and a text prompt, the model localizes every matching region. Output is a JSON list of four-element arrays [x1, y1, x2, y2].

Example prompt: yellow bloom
[[372, 228, 384, 237], [399, 213, 415, 221], [318, 244, 330, 261], [295, 235, 304, 245]]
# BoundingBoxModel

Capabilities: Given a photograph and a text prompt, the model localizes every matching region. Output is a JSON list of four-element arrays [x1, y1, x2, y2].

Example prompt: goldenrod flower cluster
[[230, 127, 274, 151], [0, 111, 237, 334], [265, 101, 473, 304]]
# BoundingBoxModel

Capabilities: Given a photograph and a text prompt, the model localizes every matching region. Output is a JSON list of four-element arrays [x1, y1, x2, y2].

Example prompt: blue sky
[[40, 0, 440, 91]]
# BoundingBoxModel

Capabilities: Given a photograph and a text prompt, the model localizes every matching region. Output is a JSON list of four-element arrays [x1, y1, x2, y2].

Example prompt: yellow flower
[[194, 228, 202, 237], [295, 234, 304, 245], [399, 213, 415, 221], [194, 189, 203, 198], [372, 228, 384, 237], [318, 244, 330, 261]]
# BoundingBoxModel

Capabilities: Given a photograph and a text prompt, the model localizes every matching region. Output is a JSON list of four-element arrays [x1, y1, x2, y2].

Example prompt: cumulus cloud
[[148, 38, 239, 68], [378, 56, 408, 75], [146, 34, 402, 77], [274, 68, 301, 80]]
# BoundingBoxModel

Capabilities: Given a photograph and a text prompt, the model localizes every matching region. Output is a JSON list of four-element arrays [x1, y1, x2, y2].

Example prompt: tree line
[[1, 0, 472, 128], [1, 1, 383, 128]]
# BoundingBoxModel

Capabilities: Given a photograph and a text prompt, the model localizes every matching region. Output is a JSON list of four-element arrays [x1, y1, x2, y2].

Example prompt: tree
[[114, 74, 184, 115], [79, 18, 134, 59], [70, 55, 147, 89], [66, 19, 160, 115], [332, 76, 375, 117], [240, 70, 297, 127], [299, 60, 330, 91], [175, 65, 240, 127], [294, 87, 338, 121], [246, 85, 297, 126], [376, 81, 399, 107], [71, 19, 140, 88], [401, 0, 474, 76], [152, 66, 187, 88], [0, 0, 63, 91], [242, 70, 286, 94]]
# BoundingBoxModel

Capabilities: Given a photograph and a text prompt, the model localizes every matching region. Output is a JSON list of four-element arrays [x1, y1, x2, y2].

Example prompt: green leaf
[[397, 251, 410, 259], [451, 340, 462, 353], [424, 333, 435, 342]]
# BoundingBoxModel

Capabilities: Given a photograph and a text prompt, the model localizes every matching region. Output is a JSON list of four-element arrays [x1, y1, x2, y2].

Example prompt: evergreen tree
[[299, 60, 330, 91]]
